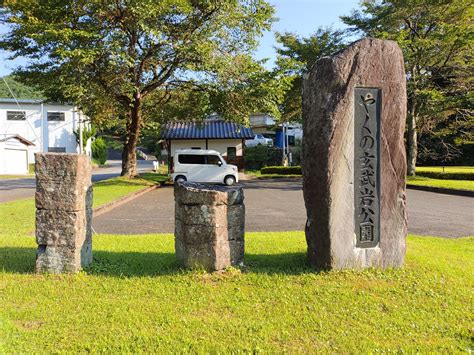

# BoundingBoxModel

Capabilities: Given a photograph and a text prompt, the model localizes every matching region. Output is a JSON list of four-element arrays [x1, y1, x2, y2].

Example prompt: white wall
[[207, 139, 243, 158], [169, 139, 243, 158], [0, 102, 86, 162]]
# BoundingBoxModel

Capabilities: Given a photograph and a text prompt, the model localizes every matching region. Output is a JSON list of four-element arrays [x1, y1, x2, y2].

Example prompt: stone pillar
[[174, 182, 245, 271], [302, 38, 407, 269], [35, 153, 93, 273]]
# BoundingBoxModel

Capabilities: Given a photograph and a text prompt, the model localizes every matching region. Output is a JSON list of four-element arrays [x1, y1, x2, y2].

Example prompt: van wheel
[[175, 175, 187, 183], [224, 175, 236, 186]]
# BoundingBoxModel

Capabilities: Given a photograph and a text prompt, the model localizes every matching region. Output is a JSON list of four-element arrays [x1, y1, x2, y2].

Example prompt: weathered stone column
[[302, 38, 407, 269], [35, 153, 93, 273], [174, 182, 245, 271]]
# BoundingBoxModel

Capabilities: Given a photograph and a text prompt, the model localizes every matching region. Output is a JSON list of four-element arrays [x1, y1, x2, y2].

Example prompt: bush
[[92, 137, 107, 165], [416, 171, 474, 180], [244, 146, 283, 170], [261, 166, 302, 175]]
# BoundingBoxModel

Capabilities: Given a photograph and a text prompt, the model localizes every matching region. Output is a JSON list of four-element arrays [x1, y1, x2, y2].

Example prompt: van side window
[[178, 154, 206, 164], [206, 155, 221, 165]]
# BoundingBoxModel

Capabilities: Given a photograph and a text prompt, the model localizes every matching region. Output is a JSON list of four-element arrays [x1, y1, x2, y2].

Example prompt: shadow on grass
[[93, 179, 152, 187], [0, 248, 313, 276]]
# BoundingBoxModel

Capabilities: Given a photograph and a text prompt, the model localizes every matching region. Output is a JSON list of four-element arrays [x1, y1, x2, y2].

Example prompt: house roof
[[0, 134, 35, 146], [161, 120, 254, 140]]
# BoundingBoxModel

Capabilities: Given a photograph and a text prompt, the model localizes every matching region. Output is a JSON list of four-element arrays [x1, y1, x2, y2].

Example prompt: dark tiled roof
[[161, 120, 254, 140]]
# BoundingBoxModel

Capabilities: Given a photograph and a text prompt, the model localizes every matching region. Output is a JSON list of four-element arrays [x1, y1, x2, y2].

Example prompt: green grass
[[245, 170, 302, 179], [1, 173, 472, 351], [407, 175, 474, 191], [1, 194, 473, 351], [1, 231, 472, 352], [0, 174, 33, 179], [416, 166, 474, 173], [92, 173, 168, 207]]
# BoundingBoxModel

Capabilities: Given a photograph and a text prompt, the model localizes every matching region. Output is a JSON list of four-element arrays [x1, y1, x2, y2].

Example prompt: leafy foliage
[[260, 166, 302, 175], [92, 137, 107, 165], [0, 0, 282, 176], [274, 28, 347, 122], [0, 75, 44, 99], [244, 145, 282, 170], [341, 0, 474, 170]]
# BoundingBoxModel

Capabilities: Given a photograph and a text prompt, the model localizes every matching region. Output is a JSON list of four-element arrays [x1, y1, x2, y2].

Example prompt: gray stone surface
[[174, 182, 245, 271], [302, 38, 408, 270], [35, 153, 93, 273]]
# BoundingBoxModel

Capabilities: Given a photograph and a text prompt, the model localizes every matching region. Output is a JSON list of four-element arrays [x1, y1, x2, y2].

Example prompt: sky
[[0, 0, 360, 77]]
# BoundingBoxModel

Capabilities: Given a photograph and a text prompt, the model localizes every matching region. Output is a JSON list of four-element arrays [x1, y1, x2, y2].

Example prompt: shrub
[[92, 137, 107, 165], [244, 146, 283, 170], [416, 171, 474, 180], [261, 166, 302, 175]]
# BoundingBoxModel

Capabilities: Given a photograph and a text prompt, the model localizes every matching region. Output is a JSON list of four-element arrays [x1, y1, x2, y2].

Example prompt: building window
[[227, 147, 237, 161], [48, 147, 66, 153], [6, 111, 26, 120], [47, 112, 65, 121]]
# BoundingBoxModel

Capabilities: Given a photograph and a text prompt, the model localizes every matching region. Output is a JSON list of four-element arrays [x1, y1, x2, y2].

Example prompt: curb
[[406, 184, 474, 197], [93, 184, 160, 217]]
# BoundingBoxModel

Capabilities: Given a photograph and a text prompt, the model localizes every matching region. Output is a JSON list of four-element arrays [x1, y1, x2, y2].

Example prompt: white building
[[0, 98, 88, 174]]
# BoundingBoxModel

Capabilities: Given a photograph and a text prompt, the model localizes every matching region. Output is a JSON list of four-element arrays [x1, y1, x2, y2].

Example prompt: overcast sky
[[0, 0, 360, 77]]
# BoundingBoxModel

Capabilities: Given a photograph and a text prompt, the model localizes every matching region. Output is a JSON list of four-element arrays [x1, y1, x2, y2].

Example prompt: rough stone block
[[302, 38, 407, 270], [35, 153, 93, 273], [36, 209, 86, 247], [36, 245, 81, 274], [174, 182, 245, 271]]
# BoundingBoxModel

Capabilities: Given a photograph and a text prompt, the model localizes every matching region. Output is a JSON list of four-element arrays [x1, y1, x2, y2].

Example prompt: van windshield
[[207, 155, 221, 165]]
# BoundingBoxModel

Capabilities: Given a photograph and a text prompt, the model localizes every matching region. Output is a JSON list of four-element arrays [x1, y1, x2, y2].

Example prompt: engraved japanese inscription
[[354, 87, 380, 248]]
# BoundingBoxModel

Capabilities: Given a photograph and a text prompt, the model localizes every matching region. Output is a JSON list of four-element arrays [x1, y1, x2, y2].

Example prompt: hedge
[[92, 137, 107, 165], [416, 171, 474, 181], [260, 166, 302, 175]]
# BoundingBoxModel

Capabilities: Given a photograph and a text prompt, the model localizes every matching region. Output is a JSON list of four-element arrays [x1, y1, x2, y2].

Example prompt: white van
[[172, 149, 239, 186]]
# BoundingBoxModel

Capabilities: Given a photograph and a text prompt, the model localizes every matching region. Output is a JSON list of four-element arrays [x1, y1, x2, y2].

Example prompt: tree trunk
[[406, 104, 418, 176], [121, 98, 142, 178]]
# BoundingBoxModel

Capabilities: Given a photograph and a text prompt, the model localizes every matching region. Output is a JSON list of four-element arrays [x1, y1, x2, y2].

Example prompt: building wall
[[0, 102, 86, 162], [169, 139, 243, 158]]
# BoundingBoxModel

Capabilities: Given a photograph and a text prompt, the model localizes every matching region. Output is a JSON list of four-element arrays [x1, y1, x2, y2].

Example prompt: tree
[[274, 28, 347, 122], [0, 75, 44, 99], [0, 0, 276, 177], [342, 0, 473, 174]]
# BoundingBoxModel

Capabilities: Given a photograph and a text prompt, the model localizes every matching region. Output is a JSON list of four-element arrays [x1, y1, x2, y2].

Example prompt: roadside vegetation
[[1, 229, 472, 352], [406, 176, 474, 191]]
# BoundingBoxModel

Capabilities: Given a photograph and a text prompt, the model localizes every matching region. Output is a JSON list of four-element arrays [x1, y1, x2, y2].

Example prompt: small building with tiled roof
[[161, 119, 254, 170]]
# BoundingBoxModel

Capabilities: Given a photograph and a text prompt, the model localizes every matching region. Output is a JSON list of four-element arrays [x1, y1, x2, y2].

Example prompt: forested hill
[[0, 75, 44, 99]]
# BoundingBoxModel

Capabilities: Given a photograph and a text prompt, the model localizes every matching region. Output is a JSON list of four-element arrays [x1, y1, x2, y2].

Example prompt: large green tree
[[274, 28, 346, 122], [342, 0, 473, 174], [0, 0, 277, 177]]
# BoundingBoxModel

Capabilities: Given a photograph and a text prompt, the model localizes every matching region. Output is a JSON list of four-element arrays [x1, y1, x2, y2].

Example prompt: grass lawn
[[406, 175, 474, 191], [93, 173, 168, 207], [1, 191, 473, 351], [245, 170, 302, 179], [0, 174, 34, 179], [416, 166, 474, 173]]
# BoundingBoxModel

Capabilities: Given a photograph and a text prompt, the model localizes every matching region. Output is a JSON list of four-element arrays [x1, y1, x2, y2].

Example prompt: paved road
[[0, 160, 153, 203], [93, 179, 474, 238]]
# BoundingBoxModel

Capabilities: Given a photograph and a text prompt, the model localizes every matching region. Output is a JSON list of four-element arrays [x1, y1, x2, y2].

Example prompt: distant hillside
[[0, 75, 45, 99]]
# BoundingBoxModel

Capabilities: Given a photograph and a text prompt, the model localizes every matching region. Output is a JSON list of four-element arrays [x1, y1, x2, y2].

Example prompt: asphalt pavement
[[93, 179, 474, 238], [0, 160, 154, 203]]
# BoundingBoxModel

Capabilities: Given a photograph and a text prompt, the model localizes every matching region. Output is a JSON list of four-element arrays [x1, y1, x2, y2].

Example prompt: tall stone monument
[[174, 182, 245, 271], [35, 153, 93, 273], [302, 38, 407, 269]]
